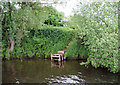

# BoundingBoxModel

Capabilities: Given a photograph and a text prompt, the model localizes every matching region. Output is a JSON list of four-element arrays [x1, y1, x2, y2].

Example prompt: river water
[[2, 59, 119, 83]]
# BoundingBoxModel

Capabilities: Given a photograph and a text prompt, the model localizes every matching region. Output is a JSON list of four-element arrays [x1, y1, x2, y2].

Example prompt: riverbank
[[2, 55, 88, 61]]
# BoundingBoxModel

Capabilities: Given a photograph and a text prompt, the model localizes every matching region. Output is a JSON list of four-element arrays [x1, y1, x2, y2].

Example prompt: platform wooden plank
[[51, 50, 65, 61], [51, 53, 63, 61]]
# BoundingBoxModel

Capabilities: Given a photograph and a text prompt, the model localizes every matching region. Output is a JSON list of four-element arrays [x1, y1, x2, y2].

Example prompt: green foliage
[[67, 14, 86, 29], [3, 26, 75, 59], [72, 2, 119, 73], [65, 40, 89, 59], [12, 3, 49, 30], [1, 2, 66, 59], [34, 26, 75, 57], [2, 2, 49, 60], [44, 6, 64, 26]]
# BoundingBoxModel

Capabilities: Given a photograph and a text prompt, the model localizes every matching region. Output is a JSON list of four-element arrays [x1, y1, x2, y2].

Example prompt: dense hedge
[[2, 26, 75, 59]]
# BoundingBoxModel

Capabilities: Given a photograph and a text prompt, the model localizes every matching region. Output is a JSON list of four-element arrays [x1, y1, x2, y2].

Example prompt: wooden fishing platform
[[51, 40, 73, 61], [51, 51, 65, 61]]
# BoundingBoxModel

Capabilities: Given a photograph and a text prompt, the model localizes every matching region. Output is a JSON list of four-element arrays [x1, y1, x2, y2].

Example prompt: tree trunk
[[8, 2, 14, 52], [10, 40, 14, 51]]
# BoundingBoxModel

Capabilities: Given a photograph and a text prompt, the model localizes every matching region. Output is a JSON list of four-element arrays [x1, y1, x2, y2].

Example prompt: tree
[[2, 2, 50, 59], [44, 6, 64, 26], [71, 2, 119, 73]]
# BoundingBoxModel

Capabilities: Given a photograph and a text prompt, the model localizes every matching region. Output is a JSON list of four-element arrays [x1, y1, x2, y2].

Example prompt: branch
[[99, 17, 108, 27], [94, 3, 109, 27]]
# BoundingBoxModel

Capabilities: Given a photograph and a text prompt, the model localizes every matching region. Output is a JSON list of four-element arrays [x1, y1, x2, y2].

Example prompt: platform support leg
[[58, 55, 60, 61], [51, 54, 53, 61]]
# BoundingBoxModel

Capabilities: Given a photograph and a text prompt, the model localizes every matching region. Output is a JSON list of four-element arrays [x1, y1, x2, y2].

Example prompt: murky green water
[[2, 59, 119, 83]]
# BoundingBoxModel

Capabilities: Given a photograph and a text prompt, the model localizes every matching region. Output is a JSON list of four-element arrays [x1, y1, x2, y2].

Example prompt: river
[[2, 59, 119, 83]]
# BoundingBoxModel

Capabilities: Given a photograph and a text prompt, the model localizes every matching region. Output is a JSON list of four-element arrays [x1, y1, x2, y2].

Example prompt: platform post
[[51, 54, 53, 61], [58, 55, 61, 61]]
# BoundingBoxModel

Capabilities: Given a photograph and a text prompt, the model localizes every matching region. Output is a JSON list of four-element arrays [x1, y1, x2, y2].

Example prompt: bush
[[65, 40, 89, 59], [79, 26, 119, 73], [3, 26, 75, 59]]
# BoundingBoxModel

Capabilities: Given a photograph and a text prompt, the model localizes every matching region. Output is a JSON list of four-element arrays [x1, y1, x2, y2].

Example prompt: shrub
[[65, 40, 89, 59], [3, 26, 75, 59]]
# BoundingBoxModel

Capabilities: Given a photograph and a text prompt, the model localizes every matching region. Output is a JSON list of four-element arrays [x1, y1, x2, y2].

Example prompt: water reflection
[[2, 59, 119, 83], [51, 61, 64, 68]]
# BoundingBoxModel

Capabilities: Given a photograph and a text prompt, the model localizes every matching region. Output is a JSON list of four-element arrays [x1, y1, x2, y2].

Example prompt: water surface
[[2, 59, 118, 83]]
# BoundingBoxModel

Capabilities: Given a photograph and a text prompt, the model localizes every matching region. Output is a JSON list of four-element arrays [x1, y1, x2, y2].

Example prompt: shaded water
[[2, 59, 119, 83]]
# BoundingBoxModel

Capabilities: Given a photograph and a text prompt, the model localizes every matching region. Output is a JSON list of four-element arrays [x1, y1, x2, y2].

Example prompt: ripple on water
[[3, 60, 118, 83], [16, 81, 20, 84], [45, 75, 85, 83]]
